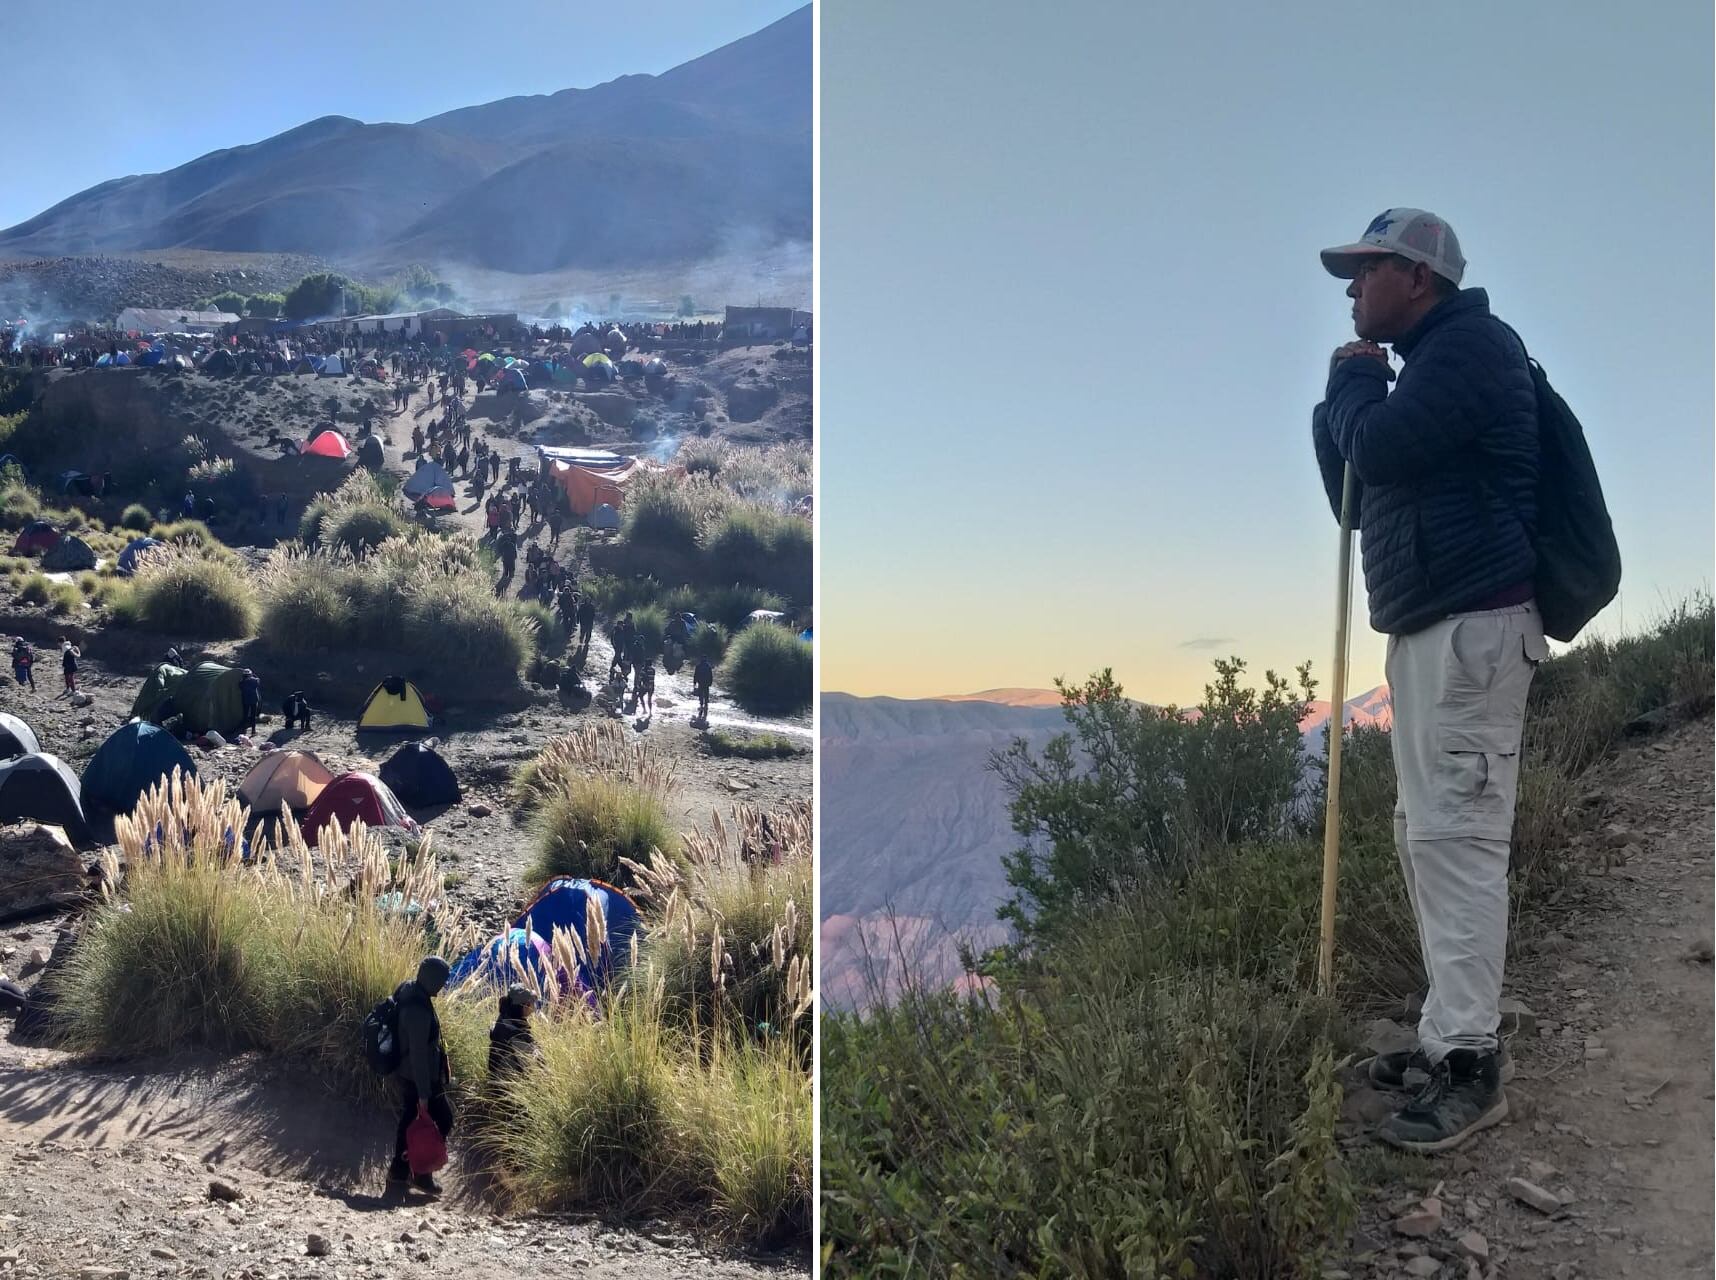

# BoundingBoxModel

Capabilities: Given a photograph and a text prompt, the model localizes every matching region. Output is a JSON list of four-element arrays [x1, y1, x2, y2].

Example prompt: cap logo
[[1363, 211, 1397, 237]]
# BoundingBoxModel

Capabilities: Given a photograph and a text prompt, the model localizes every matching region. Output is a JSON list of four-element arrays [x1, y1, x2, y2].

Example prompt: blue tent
[[113, 351, 131, 366], [136, 346, 164, 366], [496, 366, 527, 391], [81, 721, 197, 815], [95, 354, 113, 366], [508, 878, 641, 992], [117, 537, 164, 576], [446, 927, 555, 993]]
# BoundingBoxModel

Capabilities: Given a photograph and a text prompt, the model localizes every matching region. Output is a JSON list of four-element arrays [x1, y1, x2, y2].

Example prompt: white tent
[[320, 355, 345, 376]]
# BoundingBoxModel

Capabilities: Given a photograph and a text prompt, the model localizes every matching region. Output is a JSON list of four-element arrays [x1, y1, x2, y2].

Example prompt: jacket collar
[[1393, 288, 1490, 358]]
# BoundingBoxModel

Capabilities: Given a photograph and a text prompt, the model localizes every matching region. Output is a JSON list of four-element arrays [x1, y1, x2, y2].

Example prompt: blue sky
[[821, 0, 1713, 704], [0, 2, 803, 230]]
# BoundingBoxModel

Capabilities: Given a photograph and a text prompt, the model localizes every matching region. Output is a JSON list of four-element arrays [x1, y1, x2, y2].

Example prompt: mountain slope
[[821, 683, 1397, 1005], [0, 7, 809, 272]]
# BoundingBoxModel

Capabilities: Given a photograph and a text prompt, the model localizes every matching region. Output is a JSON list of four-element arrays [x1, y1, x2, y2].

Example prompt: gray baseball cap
[[1321, 208, 1465, 285]]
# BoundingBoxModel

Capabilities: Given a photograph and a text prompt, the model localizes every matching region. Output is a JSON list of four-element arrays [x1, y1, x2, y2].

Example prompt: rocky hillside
[[0, 252, 339, 325], [0, 8, 809, 277]]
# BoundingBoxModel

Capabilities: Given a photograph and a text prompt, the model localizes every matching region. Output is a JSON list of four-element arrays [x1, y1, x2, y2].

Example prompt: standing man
[[1312, 209, 1546, 1154], [238, 668, 261, 738], [387, 956, 454, 1195]]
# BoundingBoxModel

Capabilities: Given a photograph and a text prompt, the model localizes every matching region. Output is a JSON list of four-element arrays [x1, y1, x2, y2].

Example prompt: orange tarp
[[550, 457, 659, 516]]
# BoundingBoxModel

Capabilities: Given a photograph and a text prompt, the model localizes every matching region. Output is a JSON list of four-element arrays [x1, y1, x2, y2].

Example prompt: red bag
[[405, 1103, 447, 1175]]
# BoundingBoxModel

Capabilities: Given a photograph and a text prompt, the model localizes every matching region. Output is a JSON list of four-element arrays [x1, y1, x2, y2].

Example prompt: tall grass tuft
[[110, 544, 258, 638], [523, 777, 678, 887], [719, 623, 812, 715], [512, 721, 677, 809], [120, 504, 154, 531]]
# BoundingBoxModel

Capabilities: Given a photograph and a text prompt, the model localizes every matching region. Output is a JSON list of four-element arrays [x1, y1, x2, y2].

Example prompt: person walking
[[387, 956, 455, 1194], [1312, 209, 1545, 1154], [577, 594, 596, 650], [59, 640, 79, 696], [11, 638, 34, 692], [693, 655, 713, 722]]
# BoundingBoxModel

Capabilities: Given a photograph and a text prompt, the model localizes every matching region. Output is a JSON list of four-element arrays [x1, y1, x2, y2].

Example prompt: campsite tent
[[510, 877, 641, 993], [200, 349, 236, 375], [378, 742, 460, 807], [58, 471, 97, 496], [0, 753, 87, 838], [0, 714, 40, 760], [493, 366, 527, 392], [357, 435, 385, 469], [320, 355, 345, 376], [402, 461, 454, 502], [129, 663, 187, 723], [302, 431, 352, 459], [540, 450, 658, 518], [589, 503, 619, 531], [136, 346, 163, 367], [41, 534, 96, 572], [357, 678, 432, 732], [447, 928, 554, 993], [293, 358, 316, 375], [300, 772, 418, 847], [168, 663, 246, 735], [117, 537, 164, 576], [81, 722, 197, 815], [10, 521, 60, 556], [237, 750, 334, 814]]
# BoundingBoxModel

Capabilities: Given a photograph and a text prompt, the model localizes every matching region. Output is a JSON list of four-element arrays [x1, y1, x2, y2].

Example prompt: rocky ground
[[0, 1045, 799, 1278], [1331, 714, 1714, 1280]]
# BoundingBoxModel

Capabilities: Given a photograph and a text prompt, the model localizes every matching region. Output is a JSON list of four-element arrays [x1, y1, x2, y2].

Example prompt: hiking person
[[239, 668, 261, 737], [577, 594, 596, 649], [547, 505, 564, 547], [387, 956, 455, 1194], [1313, 209, 1547, 1154], [281, 690, 312, 731], [60, 640, 79, 695], [487, 983, 538, 1080], [411, 424, 424, 456], [609, 612, 635, 680], [182, 490, 195, 518], [693, 655, 713, 721], [496, 528, 518, 582], [11, 638, 34, 691], [634, 657, 656, 718]]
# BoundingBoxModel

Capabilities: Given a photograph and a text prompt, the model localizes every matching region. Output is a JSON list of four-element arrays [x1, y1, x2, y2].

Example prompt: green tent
[[130, 663, 187, 724], [174, 662, 247, 736]]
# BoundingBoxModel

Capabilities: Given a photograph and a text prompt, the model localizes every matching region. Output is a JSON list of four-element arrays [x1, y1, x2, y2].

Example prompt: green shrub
[[16, 572, 50, 605], [705, 730, 802, 759], [524, 777, 676, 886], [47, 582, 80, 615], [0, 482, 41, 531], [698, 584, 787, 632], [148, 519, 221, 554], [688, 621, 730, 662], [321, 503, 406, 557], [623, 480, 706, 554], [629, 604, 667, 659], [719, 624, 811, 716], [298, 498, 331, 545], [112, 546, 258, 639], [516, 600, 568, 656], [120, 504, 153, 532], [704, 505, 812, 599]]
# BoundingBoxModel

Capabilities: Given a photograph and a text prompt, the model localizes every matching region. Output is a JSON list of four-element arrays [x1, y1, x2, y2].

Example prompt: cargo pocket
[[1436, 722, 1522, 818], [1522, 626, 1549, 666]]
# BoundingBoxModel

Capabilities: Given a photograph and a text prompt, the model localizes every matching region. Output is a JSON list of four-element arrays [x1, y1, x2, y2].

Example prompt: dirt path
[[0, 1042, 799, 1278], [1336, 715, 1714, 1279]]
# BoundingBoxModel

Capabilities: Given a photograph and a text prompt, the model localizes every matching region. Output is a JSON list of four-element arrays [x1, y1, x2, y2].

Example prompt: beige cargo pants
[[1386, 602, 1548, 1063]]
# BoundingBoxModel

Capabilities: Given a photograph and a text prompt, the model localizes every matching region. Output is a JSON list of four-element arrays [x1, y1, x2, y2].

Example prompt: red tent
[[421, 487, 456, 510], [300, 772, 418, 847], [10, 521, 61, 556], [301, 430, 352, 459]]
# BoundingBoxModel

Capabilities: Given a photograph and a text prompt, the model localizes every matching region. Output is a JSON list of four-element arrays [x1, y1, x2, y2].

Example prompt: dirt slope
[[1335, 714, 1714, 1279]]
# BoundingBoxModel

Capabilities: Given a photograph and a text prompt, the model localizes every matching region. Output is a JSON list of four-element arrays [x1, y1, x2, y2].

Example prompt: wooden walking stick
[[1317, 461, 1357, 997]]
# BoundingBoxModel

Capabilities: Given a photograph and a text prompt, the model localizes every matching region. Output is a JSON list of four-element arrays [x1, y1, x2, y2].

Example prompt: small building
[[116, 307, 241, 334]]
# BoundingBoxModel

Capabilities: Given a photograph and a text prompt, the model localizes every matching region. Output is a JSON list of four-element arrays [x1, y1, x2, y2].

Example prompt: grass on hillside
[[719, 623, 812, 716], [110, 544, 258, 639], [705, 730, 805, 760], [49, 773, 811, 1247], [821, 595, 1714, 1277]]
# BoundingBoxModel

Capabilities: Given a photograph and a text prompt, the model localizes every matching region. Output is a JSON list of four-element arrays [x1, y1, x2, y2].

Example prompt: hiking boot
[[1369, 1041, 1513, 1092], [410, 1173, 443, 1197], [1376, 1050, 1508, 1154], [386, 1157, 410, 1184]]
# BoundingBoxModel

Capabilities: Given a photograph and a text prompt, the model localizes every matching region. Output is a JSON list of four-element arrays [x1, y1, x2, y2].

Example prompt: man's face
[[1346, 255, 1418, 342]]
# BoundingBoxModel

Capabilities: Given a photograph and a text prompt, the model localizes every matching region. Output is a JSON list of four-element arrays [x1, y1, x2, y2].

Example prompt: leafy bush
[[523, 777, 677, 887], [698, 584, 787, 632], [687, 621, 730, 661], [623, 476, 709, 554], [628, 604, 668, 659], [0, 480, 40, 531], [322, 504, 406, 557], [244, 293, 285, 318], [111, 546, 258, 639], [705, 730, 803, 759], [704, 505, 811, 599], [517, 601, 568, 655], [47, 582, 80, 615], [719, 624, 811, 716], [148, 519, 222, 555], [203, 291, 249, 315], [120, 504, 153, 531]]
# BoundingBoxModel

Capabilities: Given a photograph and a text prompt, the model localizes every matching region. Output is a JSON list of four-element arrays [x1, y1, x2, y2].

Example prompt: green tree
[[244, 294, 285, 318], [282, 273, 359, 320], [991, 657, 1315, 941], [678, 295, 697, 317], [204, 291, 248, 315]]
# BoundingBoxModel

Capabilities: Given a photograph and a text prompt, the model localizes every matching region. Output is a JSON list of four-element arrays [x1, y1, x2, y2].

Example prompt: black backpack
[[362, 993, 403, 1075], [1502, 324, 1621, 643]]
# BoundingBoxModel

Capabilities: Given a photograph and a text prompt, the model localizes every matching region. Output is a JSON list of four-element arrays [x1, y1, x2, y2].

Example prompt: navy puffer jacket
[[1312, 289, 1538, 636]]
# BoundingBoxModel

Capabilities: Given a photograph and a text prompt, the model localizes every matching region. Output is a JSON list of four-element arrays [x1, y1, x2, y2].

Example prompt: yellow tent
[[358, 678, 432, 731], [237, 750, 335, 813]]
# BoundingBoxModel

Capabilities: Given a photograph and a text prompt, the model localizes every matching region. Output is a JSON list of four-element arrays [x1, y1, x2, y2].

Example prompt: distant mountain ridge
[[0, 8, 809, 275], [821, 683, 1394, 1005]]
